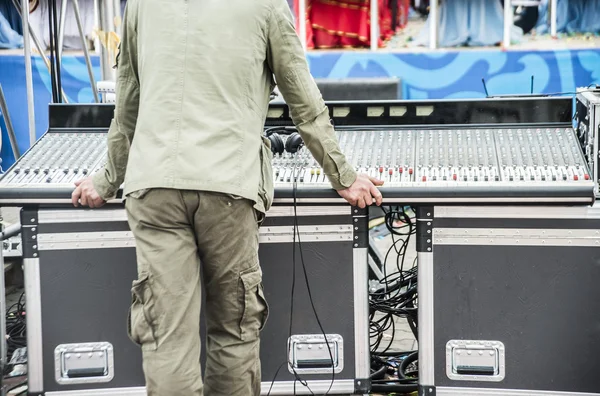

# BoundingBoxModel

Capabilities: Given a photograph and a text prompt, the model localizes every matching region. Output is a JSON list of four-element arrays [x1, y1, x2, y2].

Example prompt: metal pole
[[11, 0, 69, 103], [429, 0, 437, 49], [550, 0, 557, 38], [0, 220, 6, 391], [57, 0, 68, 60], [298, 0, 307, 51], [72, 0, 100, 103], [97, 0, 117, 81], [112, 0, 121, 24], [370, 0, 378, 51], [503, 0, 512, 48], [0, 84, 22, 159], [22, 0, 36, 146]]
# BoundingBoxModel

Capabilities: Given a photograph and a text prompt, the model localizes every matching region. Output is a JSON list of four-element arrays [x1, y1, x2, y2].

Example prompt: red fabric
[[293, 0, 404, 49]]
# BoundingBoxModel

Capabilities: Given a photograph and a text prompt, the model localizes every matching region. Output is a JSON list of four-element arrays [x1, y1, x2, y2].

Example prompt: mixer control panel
[[0, 133, 107, 187], [0, 126, 593, 204], [271, 127, 589, 187]]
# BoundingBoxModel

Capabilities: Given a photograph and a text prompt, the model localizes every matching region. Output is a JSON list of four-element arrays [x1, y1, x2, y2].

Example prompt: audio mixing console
[[271, 127, 589, 185], [0, 123, 593, 205]]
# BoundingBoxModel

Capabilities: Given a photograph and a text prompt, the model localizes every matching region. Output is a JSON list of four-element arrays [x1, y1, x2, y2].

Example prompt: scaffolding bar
[[370, 0, 378, 51], [429, 0, 438, 49]]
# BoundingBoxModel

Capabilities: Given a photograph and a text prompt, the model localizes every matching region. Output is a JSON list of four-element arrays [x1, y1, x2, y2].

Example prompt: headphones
[[264, 127, 304, 155]]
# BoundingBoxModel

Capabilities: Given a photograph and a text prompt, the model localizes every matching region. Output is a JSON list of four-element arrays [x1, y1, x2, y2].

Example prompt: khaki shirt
[[92, 0, 357, 214]]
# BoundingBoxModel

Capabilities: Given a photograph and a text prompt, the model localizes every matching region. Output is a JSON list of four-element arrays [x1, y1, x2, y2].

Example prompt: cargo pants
[[124, 188, 269, 396]]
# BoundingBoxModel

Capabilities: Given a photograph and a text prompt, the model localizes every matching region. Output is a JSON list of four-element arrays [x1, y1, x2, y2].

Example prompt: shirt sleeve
[[92, 0, 140, 200], [265, 0, 357, 191]]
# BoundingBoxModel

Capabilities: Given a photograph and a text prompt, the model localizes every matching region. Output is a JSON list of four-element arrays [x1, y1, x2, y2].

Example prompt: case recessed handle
[[54, 342, 114, 385], [456, 365, 496, 376]]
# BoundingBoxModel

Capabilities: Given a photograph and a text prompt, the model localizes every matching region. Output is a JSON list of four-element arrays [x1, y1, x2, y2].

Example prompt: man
[[72, 0, 383, 395]]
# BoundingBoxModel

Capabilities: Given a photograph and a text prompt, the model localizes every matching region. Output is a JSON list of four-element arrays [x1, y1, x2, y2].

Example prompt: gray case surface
[[24, 204, 370, 396], [418, 205, 600, 396]]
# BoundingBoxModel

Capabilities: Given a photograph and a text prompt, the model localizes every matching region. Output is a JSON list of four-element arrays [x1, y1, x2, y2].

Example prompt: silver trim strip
[[353, 247, 370, 379], [273, 197, 593, 204], [268, 206, 351, 217], [0, 199, 124, 205], [0, 232, 6, 369], [38, 231, 136, 250], [436, 228, 600, 238], [46, 388, 147, 396], [263, 379, 355, 395], [435, 237, 600, 247], [418, 252, 434, 386], [24, 258, 44, 392], [434, 228, 600, 247], [0, 197, 593, 205], [39, 209, 128, 223], [435, 205, 600, 219], [45, 381, 356, 396], [437, 387, 600, 396], [38, 226, 354, 250], [37, 206, 351, 224]]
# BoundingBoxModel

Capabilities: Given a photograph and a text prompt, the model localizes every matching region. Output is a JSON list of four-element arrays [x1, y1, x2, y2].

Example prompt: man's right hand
[[337, 173, 384, 208]]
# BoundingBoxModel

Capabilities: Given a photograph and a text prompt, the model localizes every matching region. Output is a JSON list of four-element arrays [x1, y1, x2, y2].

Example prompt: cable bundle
[[4, 291, 26, 376], [370, 351, 418, 394], [369, 206, 419, 394]]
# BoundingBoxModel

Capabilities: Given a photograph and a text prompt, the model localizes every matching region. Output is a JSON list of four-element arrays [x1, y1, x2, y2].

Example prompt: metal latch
[[446, 340, 505, 382], [288, 334, 344, 374], [55, 342, 114, 385]]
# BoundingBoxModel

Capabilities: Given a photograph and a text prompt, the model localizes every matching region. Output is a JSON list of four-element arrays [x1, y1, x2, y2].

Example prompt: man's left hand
[[72, 177, 106, 208]]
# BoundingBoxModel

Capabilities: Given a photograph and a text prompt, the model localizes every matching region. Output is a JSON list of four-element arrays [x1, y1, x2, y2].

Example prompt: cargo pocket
[[239, 265, 269, 341], [127, 274, 159, 351], [258, 136, 274, 213]]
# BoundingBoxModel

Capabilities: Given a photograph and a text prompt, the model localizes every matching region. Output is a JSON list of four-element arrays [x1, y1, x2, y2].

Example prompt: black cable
[[4, 291, 26, 376], [398, 351, 418, 379], [5, 380, 27, 392], [47, 0, 57, 102], [368, 205, 419, 380], [290, 176, 335, 395], [265, 361, 287, 396], [51, 0, 62, 102]]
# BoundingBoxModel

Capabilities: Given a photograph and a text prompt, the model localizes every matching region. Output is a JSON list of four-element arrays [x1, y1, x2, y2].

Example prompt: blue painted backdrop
[[1, 48, 600, 168]]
